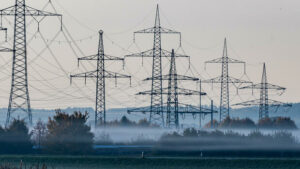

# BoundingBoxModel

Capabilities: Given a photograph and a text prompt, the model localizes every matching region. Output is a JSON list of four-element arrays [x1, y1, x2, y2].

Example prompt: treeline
[[0, 110, 94, 155], [99, 116, 158, 128], [0, 110, 299, 156], [205, 117, 297, 129], [157, 128, 299, 152]]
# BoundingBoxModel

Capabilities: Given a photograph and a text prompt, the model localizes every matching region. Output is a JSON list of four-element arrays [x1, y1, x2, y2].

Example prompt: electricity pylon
[[125, 5, 184, 126], [0, 0, 62, 126], [71, 30, 131, 126], [129, 50, 216, 128], [233, 63, 292, 120], [203, 38, 251, 122]]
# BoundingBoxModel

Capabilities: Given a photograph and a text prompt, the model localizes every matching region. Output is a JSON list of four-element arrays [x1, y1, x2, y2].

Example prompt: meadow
[[0, 156, 300, 169]]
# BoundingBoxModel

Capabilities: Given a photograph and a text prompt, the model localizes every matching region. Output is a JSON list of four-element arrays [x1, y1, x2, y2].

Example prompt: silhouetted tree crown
[[0, 119, 32, 154], [44, 110, 94, 155]]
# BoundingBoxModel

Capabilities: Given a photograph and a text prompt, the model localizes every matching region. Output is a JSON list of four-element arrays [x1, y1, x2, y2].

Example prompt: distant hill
[[0, 103, 298, 126]]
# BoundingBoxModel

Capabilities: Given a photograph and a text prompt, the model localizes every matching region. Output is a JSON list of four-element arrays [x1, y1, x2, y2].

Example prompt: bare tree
[[31, 119, 47, 149]]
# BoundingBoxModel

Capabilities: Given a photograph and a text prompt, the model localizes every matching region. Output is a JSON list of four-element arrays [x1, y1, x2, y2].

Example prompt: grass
[[0, 155, 299, 169]]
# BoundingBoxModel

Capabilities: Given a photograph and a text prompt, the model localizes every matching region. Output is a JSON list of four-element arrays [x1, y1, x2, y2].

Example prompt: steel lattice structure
[[129, 50, 215, 128], [233, 63, 292, 120], [203, 38, 251, 122], [0, 0, 62, 126], [71, 30, 131, 126], [125, 5, 184, 126]]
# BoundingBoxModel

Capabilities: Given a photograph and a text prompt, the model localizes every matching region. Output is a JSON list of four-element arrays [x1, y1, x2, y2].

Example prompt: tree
[[0, 119, 32, 154], [204, 120, 219, 128], [258, 117, 297, 129], [31, 119, 47, 149], [120, 116, 133, 126], [44, 110, 94, 155], [183, 128, 198, 137]]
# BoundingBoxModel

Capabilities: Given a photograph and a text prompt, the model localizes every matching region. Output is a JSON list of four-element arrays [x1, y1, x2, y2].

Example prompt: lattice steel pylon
[[71, 30, 131, 126], [259, 63, 269, 118], [203, 38, 251, 122], [233, 63, 292, 120], [133, 49, 207, 128], [0, 0, 62, 126], [125, 5, 183, 126], [166, 49, 179, 127]]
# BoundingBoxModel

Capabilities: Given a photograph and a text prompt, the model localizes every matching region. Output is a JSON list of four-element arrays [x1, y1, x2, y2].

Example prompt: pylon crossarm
[[228, 76, 252, 84], [144, 74, 198, 81], [175, 88, 206, 96], [136, 89, 153, 95], [202, 76, 251, 84], [71, 71, 97, 78], [0, 6, 15, 15], [0, 46, 13, 52], [25, 6, 62, 16], [268, 100, 292, 107], [127, 106, 151, 113], [239, 83, 286, 91], [177, 103, 217, 114], [162, 87, 206, 96], [125, 49, 188, 58], [134, 27, 156, 34], [104, 71, 131, 79], [127, 104, 217, 114], [161, 49, 189, 58], [205, 57, 245, 64], [134, 27, 180, 34], [202, 76, 222, 83], [79, 54, 124, 61], [205, 57, 246, 73], [0, 5, 61, 17], [104, 54, 124, 61], [125, 49, 153, 58], [160, 27, 181, 34], [233, 99, 291, 107], [137, 87, 206, 96]]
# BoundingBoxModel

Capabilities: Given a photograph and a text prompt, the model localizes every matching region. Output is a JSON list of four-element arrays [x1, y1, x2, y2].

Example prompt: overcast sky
[[0, 0, 299, 110]]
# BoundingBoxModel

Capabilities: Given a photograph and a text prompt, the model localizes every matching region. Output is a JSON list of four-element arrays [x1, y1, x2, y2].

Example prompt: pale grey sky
[[0, 0, 299, 110]]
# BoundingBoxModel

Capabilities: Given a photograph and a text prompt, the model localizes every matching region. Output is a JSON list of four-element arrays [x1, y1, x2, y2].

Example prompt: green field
[[0, 156, 300, 169]]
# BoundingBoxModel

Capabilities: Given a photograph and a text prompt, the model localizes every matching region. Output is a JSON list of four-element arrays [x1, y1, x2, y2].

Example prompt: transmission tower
[[233, 63, 292, 120], [71, 30, 131, 126], [129, 50, 216, 128], [125, 5, 184, 126], [0, 0, 62, 126], [203, 38, 251, 122]]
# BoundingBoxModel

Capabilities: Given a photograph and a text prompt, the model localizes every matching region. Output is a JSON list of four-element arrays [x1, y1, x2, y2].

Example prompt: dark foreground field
[[0, 156, 300, 169]]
